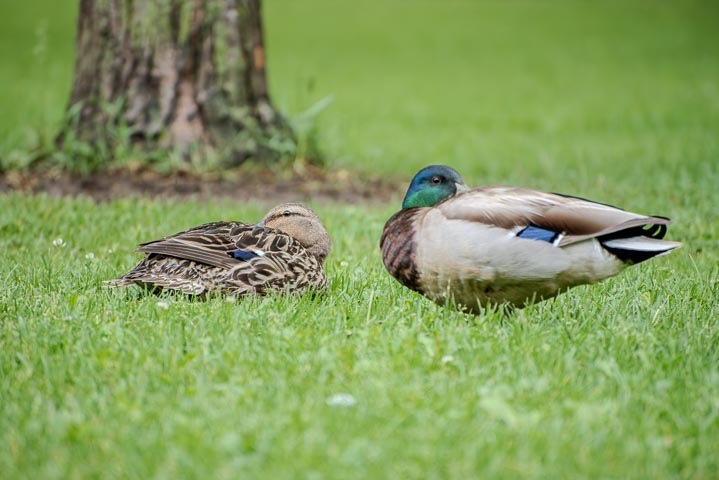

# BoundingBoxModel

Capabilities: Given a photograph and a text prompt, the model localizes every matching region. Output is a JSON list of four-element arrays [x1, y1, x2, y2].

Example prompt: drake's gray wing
[[437, 186, 672, 246]]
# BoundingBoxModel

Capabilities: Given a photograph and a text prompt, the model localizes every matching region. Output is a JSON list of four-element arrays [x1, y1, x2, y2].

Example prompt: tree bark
[[59, 0, 293, 167]]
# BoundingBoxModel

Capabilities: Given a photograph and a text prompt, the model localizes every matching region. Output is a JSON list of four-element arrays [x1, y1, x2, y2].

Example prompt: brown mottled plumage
[[107, 203, 330, 297], [381, 165, 681, 313]]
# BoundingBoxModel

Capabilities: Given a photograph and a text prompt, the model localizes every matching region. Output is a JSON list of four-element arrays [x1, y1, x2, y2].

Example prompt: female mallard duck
[[109, 203, 331, 297], [380, 165, 681, 313]]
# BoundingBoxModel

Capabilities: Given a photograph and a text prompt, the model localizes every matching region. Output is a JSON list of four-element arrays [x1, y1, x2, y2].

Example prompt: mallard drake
[[380, 165, 681, 312], [108, 203, 331, 297]]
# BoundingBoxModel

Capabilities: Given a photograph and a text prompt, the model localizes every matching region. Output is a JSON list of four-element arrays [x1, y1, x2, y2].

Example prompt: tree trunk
[[59, 0, 294, 167]]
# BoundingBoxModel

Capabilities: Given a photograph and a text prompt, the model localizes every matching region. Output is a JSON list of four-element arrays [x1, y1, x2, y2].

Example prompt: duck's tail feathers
[[103, 277, 133, 288], [601, 237, 682, 264]]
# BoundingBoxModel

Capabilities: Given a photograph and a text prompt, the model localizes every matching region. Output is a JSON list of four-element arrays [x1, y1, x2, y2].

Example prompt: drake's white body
[[415, 209, 626, 308]]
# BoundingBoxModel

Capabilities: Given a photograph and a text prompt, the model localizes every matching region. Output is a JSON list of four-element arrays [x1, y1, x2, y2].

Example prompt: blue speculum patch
[[517, 226, 560, 243], [228, 249, 260, 260]]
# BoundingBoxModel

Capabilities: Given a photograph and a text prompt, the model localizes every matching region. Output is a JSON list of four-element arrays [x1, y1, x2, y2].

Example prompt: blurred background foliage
[[0, 0, 717, 185]]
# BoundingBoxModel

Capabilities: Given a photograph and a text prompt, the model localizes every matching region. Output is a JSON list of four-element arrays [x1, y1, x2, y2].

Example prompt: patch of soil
[[0, 165, 405, 205]]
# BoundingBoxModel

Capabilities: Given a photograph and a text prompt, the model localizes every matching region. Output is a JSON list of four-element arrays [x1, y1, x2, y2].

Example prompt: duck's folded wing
[[139, 221, 237, 245], [137, 239, 239, 269], [137, 221, 249, 269], [438, 186, 673, 246]]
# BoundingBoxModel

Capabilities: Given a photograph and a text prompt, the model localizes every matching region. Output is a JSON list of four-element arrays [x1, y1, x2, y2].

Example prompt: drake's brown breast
[[380, 208, 422, 293]]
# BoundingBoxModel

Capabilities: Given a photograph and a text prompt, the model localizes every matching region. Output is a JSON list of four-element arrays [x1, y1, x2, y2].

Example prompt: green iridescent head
[[401, 165, 467, 209]]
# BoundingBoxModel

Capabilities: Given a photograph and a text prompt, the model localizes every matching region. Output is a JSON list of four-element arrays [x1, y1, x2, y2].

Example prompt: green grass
[[2, 0, 719, 478], [1, 193, 717, 478]]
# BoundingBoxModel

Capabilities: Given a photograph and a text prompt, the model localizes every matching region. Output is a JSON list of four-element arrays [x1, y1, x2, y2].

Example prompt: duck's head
[[401, 165, 468, 209], [259, 203, 331, 264]]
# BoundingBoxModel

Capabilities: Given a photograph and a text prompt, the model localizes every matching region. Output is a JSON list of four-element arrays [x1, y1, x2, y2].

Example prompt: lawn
[[2, 0, 719, 478]]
